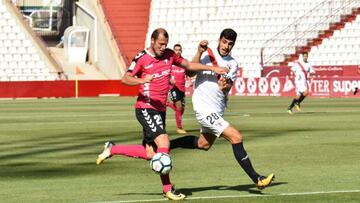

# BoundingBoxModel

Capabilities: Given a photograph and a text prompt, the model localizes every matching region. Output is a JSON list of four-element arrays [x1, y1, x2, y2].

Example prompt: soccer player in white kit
[[287, 52, 315, 114], [170, 29, 274, 189]]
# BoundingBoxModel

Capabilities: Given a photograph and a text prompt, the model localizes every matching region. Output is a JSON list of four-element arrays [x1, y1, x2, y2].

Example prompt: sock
[[298, 93, 306, 104], [157, 147, 172, 192], [289, 98, 298, 109], [110, 145, 148, 160], [175, 108, 183, 129], [168, 102, 176, 111], [232, 143, 259, 183], [170, 136, 198, 149]]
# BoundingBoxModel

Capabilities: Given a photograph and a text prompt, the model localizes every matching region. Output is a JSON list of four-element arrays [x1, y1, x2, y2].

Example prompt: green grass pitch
[[0, 96, 359, 202]]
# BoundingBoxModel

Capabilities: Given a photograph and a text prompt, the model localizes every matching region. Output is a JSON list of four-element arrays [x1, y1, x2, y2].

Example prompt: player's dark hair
[[220, 28, 237, 42], [301, 52, 308, 56], [151, 28, 169, 40], [173, 43, 182, 49]]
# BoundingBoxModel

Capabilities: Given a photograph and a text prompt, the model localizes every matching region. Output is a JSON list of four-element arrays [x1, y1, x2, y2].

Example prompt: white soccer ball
[[150, 152, 172, 175]]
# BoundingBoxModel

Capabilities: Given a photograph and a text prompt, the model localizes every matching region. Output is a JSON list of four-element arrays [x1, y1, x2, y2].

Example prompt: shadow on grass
[[116, 182, 287, 197], [179, 182, 287, 196]]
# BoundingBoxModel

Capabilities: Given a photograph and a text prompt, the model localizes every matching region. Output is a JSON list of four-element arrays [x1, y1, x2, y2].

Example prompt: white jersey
[[291, 61, 314, 93], [192, 48, 239, 114]]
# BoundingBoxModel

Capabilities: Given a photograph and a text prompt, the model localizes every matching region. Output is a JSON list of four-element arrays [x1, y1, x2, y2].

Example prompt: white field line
[[90, 189, 360, 203]]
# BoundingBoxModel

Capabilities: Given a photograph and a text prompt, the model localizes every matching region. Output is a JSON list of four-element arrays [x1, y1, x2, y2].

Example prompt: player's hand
[[218, 77, 227, 90], [198, 40, 208, 53], [212, 66, 229, 75], [141, 75, 154, 84], [218, 76, 233, 92], [170, 79, 176, 85]]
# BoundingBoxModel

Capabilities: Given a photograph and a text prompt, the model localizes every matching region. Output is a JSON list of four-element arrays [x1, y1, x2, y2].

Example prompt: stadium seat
[[148, 0, 360, 70]]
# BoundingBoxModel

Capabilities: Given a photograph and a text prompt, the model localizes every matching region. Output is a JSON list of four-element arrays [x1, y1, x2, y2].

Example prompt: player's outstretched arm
[[121, 73, 153, 86], [181, 60, 228, 75]]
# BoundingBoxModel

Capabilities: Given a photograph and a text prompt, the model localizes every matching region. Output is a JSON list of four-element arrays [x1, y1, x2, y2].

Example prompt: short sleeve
[[228, 61, 239, 81], [127, 51, 146, 77]]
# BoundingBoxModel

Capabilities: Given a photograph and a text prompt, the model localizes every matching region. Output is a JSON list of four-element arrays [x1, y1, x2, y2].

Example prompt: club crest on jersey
[[164, 59, 169, 64]]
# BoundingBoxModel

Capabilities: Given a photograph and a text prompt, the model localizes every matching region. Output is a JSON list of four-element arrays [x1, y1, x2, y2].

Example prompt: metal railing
[[14, 0, 72, 37], [260, 0, 360, 66]]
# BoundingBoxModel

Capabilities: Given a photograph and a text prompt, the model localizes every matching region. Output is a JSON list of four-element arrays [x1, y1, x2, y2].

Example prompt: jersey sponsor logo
[[152, 69, 171, 79], [145, 64, 153, 69]]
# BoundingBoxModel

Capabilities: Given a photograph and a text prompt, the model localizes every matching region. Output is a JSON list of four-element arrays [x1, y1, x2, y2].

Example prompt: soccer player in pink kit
[[96, 28, 227, 201], [168, 44, 187, 134]]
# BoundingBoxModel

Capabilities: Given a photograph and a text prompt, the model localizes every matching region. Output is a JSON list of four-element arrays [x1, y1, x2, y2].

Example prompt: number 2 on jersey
[[206, 113, 220, 125]]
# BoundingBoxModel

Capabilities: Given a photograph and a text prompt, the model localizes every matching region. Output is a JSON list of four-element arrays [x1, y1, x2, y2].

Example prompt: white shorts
[[195, 111, 229, 137], [295, 81, 307, 94]]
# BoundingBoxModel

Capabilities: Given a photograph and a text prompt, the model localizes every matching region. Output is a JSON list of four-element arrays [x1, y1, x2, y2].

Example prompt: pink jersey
[[170, 65, 186, 92], [127, 48, 184, 112]]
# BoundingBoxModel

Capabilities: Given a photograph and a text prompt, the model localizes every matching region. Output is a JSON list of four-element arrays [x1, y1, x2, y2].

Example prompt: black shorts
[[169, 86, 185, 104], [135, 108, 166, 145]]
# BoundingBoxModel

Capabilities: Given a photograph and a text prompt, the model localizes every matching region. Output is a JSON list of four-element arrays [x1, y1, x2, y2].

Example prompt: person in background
[[168, 44, 187, 134], [287, 52, 315, 114]]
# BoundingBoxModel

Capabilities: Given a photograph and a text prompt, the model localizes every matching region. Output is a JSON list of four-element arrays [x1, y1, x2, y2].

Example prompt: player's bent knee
[[198, 143, 211, 151], [197, 139, 212, 151], [223, 127, 243, 144]]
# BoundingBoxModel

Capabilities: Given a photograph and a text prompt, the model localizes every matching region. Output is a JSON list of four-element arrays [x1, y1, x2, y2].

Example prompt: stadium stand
[[1, 0, 359, 81], [309, 14, 360, 65], [100, 0, 151, 66], [146, 0, 360, 77], [0, 0, 60, 81]]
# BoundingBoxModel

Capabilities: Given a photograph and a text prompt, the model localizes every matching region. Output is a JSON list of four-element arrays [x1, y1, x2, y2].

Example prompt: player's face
[[151, 34, 168, 57], [302, 53, 308, 62], [218, 37, 235, 57], [174, 46, 182, 56]]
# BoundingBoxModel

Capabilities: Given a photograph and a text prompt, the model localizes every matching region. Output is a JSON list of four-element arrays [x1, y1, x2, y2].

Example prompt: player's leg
[[153, 134, 185, 200], [354, 87, 358, 95], [288, 94, 300, 113], [168, 89, 177, 111], [146, 109, 185, 201], [174, 100, 186, 133], [297, 90, 308, 105], [170, 111, 219, 150], [221, 126, 274, 189], [96, 109, 159, 165], [294, 82, 307, 112], [170, 134, 199, 149], [96, 142, 150, 165], [171, 89, 186, 134]]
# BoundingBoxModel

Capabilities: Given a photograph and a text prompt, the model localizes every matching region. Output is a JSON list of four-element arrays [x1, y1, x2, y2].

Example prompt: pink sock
[[110, 145, 148, 160], [157, 147, 172, 192], [168, 102, 176, 111], [175, 108, 183, 129]]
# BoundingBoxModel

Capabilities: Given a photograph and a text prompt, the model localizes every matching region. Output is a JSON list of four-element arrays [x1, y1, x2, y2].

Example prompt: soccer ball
[[150, 152, 172, 175]]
